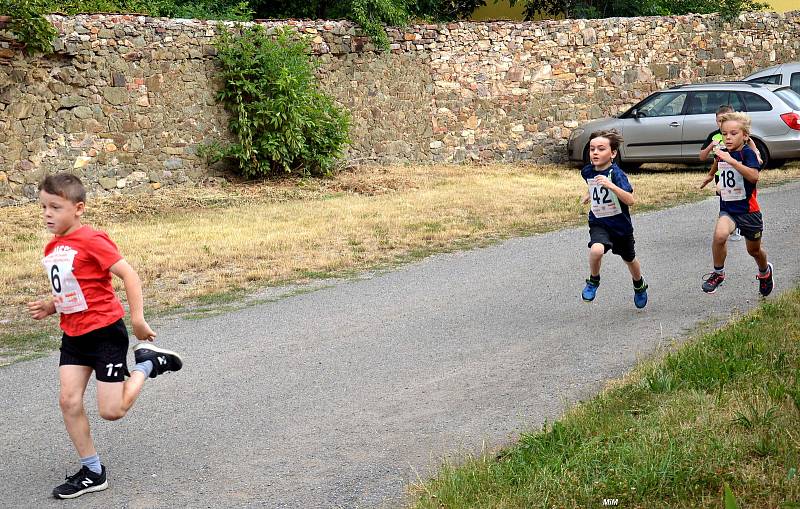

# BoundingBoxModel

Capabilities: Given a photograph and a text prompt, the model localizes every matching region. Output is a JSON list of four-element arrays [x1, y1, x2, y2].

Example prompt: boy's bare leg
[[59, 365, 97, 458], [624, 258, 643, 281], [96, 371, 147, 421], [588, 243, 605, 276], [712, 215, 736, 268], [745, 238, 769, 270]]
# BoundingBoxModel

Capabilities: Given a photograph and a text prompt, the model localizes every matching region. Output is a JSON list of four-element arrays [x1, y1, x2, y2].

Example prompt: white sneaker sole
[[132, 343, 184, 365]]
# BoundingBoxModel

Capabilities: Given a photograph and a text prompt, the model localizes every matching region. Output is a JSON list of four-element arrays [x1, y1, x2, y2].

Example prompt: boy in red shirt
[[27, 173, 183, 499]]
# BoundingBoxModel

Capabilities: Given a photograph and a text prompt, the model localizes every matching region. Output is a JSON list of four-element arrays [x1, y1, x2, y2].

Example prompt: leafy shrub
[[0, 0, 58, 54], [206, 24, 350, 177]]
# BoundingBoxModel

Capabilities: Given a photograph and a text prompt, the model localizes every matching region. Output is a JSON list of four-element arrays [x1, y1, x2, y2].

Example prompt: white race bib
[[42, 246, 88, 314], [588, 177, 622, 218], [717, 161, 746, 201]]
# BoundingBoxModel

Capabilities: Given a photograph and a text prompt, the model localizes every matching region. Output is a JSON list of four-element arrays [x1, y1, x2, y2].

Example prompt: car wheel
[[753, 139, 772, 168], [614, 153, 641, 172]]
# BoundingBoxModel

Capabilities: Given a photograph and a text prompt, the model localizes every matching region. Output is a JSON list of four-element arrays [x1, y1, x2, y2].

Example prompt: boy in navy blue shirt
[[580, 130, 648, 308], [699, 112, 774, 296]]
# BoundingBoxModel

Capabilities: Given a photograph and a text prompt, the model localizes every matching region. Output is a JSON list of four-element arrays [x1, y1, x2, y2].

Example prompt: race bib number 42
[[42, 246, 88, 314], [588, 178, 622, 218], [717, 162, 746, 201]]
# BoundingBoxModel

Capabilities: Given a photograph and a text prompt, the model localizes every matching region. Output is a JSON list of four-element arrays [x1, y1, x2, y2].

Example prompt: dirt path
[[1, 182, 798, 508]]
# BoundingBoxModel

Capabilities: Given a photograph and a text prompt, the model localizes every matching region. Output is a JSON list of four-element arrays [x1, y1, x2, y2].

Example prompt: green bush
[[206, 24, 350, 177], [0, 0, 58, 54]]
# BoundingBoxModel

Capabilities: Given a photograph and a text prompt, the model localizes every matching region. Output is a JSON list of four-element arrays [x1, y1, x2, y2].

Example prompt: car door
[[681, 91, 739, 158], [620, 91, 687, 161]]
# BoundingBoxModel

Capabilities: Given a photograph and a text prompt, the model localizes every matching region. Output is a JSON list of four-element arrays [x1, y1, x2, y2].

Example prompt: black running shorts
[[59, 319, 130, 382], [720, 211, 763, 241], [588, 224, 636, 263]]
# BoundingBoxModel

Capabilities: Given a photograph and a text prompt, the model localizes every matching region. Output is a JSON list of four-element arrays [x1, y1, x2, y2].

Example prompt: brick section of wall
[[1, 12, 799, 201]]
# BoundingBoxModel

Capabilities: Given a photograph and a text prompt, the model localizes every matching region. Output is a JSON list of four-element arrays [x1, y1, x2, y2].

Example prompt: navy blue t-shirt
[[581, 162, 634, 236], [716, 145, 761, 215]]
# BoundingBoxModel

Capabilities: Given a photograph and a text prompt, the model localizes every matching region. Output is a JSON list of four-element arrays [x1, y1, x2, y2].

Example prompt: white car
[[744, 62, 800, 95]]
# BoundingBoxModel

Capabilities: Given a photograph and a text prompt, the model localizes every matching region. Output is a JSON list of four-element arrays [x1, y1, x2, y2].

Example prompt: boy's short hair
[[716, 105, 734, 114], [39, 173, 86, 204], [718, 112, 752, 136], [589, 129, 623, 152]]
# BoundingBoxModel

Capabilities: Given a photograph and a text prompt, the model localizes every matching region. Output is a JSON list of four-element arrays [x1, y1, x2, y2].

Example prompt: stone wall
[[1, 12, 799, 202]]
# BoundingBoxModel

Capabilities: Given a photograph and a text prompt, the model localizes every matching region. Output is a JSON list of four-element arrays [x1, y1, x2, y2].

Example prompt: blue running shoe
[[633, 281, 648, 309], [582, 278, 599, 302]]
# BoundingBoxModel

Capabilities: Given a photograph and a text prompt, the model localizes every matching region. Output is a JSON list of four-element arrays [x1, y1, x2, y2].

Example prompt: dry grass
[[2, 162, 800, 362]]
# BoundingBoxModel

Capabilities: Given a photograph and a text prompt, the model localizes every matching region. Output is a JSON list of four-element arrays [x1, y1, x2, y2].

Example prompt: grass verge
[[410, 289, 800, 508], [2, 162, 800, 364]]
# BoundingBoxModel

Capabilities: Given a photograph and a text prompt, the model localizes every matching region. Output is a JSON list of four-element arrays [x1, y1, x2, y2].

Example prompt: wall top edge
[[42, 10, 800, 30]]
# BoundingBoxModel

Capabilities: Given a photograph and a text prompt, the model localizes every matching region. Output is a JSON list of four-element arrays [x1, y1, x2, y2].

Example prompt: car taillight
[[780, 112, 800, 130]]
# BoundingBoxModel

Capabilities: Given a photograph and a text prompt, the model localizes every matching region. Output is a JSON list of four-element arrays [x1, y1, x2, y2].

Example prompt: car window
[[741, 92, 772, 112], [791, 72, 800, 95], [747, 74, 782, 85], [685, 91, 732, 115], [728, 92, 744, 111], [775, 88, 800, 110], [637, 92, 687, 117]]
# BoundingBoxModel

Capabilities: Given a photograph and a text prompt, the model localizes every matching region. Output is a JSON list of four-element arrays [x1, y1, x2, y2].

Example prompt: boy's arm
[[700, 159, 718, 189], [715, 150, 760, 183], [110, 259, 156, 341], [594, 175, 634, 206], [27, 299, 56, 320], [699, 142, 715, 162], [747, 138, 763, 165]]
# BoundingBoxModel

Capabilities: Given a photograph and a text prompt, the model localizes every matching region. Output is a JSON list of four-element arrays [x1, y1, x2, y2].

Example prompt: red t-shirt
[[42, 225, 125, 336]]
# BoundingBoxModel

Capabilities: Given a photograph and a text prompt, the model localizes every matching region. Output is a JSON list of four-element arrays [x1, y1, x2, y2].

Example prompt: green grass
[[0, 330, 60, 364], [411, 289, 800, 508]]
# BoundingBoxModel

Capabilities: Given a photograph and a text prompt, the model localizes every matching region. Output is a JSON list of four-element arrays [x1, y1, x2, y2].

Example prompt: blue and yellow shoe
[[634, 281, 648, 309], [582, 278, 599, 302]]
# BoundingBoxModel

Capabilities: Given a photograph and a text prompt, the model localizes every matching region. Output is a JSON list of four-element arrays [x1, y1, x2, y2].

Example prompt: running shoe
[[633, 281, 649, 309], [757, 262, 774, 297], [582, 278, 599, 302], [702, 272, 725, 293], [729, 228, 743, 241], [133, 343, 184, 378], [52, 466, 108, 499]]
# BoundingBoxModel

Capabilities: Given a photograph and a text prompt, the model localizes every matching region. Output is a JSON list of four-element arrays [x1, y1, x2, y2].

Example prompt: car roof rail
[[673, 81, 764, 88]]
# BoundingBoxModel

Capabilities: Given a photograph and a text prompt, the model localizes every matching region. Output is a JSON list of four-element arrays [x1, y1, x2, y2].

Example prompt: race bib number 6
[[588, 177, 622, 218], [42, 247, 88, 314], [717, 161, 746, 201]]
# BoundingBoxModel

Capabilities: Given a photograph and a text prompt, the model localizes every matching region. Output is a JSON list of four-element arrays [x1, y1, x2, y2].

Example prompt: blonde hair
[[718, 112, 752, 136]]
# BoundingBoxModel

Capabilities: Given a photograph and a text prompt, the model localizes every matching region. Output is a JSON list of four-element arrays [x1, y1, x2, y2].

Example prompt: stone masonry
[[1, 12, 799, 201]]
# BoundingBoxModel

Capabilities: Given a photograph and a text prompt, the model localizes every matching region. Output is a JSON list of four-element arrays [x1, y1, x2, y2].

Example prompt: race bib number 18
[[717, 161, 746, 201], [588, 178, 622, 218], [42, 247, 88, 314]]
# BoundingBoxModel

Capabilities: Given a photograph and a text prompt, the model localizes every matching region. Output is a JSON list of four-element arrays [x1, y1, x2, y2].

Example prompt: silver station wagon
[[567, 82, 800, 169], [744, 62, 800, 94]]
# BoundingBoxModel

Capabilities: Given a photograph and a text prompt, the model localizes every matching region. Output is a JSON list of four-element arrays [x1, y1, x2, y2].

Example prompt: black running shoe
[[133, 343, 183, 378], [701, 272, 725, 293], [757, 262, 774, 297], [52, 465, 108, 499]]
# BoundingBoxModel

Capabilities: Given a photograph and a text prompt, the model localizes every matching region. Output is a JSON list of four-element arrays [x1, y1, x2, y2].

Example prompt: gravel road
[[1, 181, 799, 508]]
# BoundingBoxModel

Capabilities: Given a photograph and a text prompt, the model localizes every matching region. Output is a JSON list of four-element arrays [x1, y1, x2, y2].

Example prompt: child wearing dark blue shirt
[[699, 112, 774, 296], [580, 130, 648, 308]]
